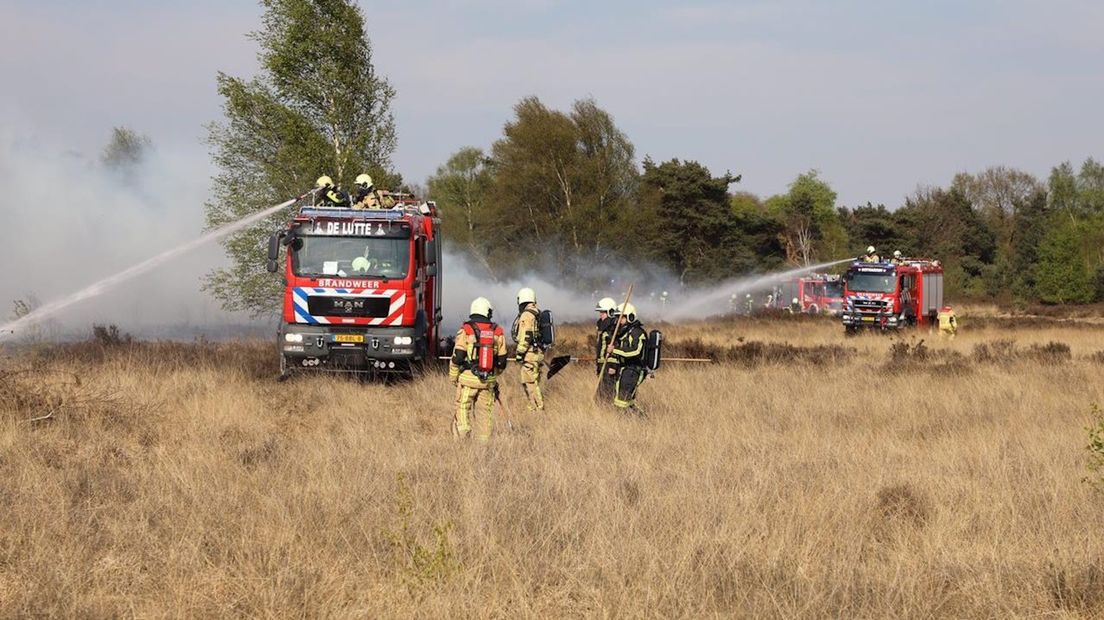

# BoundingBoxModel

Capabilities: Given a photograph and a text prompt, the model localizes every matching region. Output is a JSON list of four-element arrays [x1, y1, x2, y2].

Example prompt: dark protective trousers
[[614, 365, 645, 409]]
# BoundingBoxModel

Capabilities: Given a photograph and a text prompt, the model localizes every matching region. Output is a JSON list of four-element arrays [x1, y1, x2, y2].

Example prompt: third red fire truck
[[840, 258, 944, 332], [796, 274, 845, 315]]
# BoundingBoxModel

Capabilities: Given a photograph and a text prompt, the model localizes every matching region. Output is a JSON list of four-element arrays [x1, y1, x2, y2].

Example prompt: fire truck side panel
[[923, 272, 943, 319]]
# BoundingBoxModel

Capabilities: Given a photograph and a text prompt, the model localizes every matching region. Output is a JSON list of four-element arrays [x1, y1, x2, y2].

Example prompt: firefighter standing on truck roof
[[449, 297, 508, 441], [861, 246, 880, 263], [938, 305, 958, 339], [315, 175, 350, 207], [607, 302, 647, 413], [512, 287, 545, 412], [594, 297, 618, 398], [890, 250, 905, 265], [351, 174, 394, 210]]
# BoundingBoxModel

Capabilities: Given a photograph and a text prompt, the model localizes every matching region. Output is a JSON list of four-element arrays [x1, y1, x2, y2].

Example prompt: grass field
[[3, 315, 1104, 617]]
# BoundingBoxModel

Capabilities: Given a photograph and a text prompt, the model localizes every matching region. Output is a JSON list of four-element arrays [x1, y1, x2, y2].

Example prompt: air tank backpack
[[644, 329, 663, 372], [511, 308, 555, 350], [538, 309, 555, 348], [463, 321, 497, 379]]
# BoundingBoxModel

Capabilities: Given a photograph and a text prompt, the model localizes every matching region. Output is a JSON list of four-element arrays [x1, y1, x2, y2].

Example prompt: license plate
[[334, 334, 364, 343], [861, 316, 876, 322]]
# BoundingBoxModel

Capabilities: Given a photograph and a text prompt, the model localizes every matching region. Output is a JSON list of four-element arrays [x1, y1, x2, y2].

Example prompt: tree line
[[205, 0, 1102, 317], [430, 96, 1104, 305]]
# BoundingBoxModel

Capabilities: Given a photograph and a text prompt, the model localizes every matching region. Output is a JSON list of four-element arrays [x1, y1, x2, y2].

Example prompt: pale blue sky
[[2, 0, 1102, 206]]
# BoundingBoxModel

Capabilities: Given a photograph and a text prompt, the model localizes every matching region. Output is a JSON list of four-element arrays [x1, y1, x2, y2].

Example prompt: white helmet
[[469, 297, 493, 318], [351, 256, 370, 272], [355, 173, 373, 188], [595, 296, 616, 313], [792, 298, 799, 304], [517, 287, 536, 306], [893, 250, 902, 258], [866, 245, 876, 254], [616, 302, 638, 322], [316, 175, 334, 188]]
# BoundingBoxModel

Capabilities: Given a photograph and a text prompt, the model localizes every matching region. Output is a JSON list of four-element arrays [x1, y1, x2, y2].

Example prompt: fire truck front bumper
[[841, 313, 901, 329], [279, 324, 422, 370]]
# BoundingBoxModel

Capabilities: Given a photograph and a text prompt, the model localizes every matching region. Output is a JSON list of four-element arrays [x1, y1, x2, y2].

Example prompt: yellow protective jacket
[[352, 187, 396, 210], [937, 309, 957, 331], [449, 316, 508, 389], [512, 304, 544, 361]]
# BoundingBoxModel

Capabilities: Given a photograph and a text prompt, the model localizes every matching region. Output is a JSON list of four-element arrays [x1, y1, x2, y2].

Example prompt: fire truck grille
[[852, 299, 890, 313], [306, 296, 391, 318]]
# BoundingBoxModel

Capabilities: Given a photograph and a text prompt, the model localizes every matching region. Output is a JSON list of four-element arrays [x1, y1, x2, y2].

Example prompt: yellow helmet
[[595, 297, 616, 312], [351, 256, 370, 272], [866, 245, 876, 254], [355, 173, 373, 188], [316, 175, 334, 188], [469, 297, 493, 318], [517, 287, 536, 306], [616, 302, 638, 322]]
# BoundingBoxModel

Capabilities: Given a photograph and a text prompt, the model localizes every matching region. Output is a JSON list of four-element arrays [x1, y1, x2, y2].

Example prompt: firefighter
[[449, 297, 508, 441], [351, 173, 394, 209], [595, 296, 618, 397], [351, 244, 384, 274], [511, 287, 545, 412], [607, 302, 647, 413], [890, 250, 905, 265], [937, 305, 958, 339], [790, 297, 801, 313], [744, 293, 754, 315], [861, 246, 880, 263], [315, 175, 350, 207]]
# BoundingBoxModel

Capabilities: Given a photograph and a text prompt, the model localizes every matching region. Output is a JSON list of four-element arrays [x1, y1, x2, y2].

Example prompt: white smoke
[[440, 251, 856, 330], [0, 122, 263, 340]]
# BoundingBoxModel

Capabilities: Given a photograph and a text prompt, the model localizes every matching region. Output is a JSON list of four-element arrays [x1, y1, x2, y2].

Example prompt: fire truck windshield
[[292, 236, 410, 279], [826, 281, 844, 297], [846, 272, 897, 294]]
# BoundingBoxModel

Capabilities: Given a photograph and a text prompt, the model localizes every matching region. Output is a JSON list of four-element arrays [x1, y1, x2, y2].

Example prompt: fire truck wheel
[[844, 326, 859, 337], [808, 304, 820, 315]]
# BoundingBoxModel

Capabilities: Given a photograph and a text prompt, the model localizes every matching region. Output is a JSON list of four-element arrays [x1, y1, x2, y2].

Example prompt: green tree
[[766, 171, 848, 266], [1079, 158, 1104, 212], [896, 187, 996, 297], [951, 167, 1042, 301], [1035, 216, 1095, 303], [837, 203, 907, 258], [204, 0, 397, 316], [486, 96, 637, 277], [101, 126, 152, 174], [631, 158, 746, 283], [426, 147, 496, 277], [1007, 189, 1049, 301], [729, 191, 786, 272]]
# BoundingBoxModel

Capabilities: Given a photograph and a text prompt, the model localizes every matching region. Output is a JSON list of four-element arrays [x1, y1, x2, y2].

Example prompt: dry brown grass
[[3, 318, 1104, 617]]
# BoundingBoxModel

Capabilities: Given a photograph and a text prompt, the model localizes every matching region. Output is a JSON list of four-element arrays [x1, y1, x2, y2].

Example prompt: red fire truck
[[772, 274, 845, 314], [840, 259, 944, 332], [266, 195, 442, 375], [797, 274, 845, 314]]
